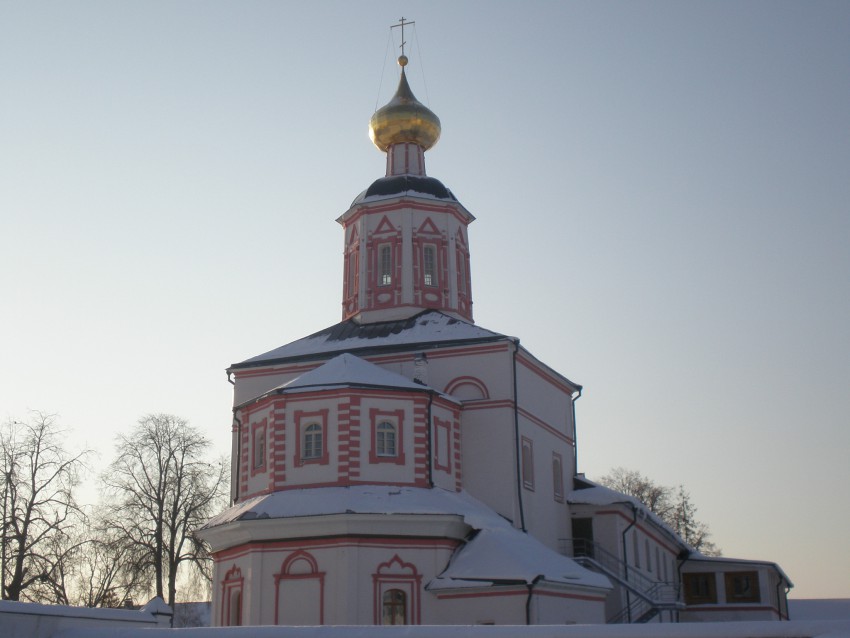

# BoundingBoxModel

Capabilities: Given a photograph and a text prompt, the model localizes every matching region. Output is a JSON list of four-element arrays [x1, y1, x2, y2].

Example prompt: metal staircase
[[565, 539, 683, 624]]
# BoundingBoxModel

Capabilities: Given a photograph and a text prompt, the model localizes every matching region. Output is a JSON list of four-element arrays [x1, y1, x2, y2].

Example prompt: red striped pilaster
[[272, 400, 287, 490]]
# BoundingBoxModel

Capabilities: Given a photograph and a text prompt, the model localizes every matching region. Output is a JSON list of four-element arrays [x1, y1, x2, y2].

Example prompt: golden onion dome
[[369, 57, 441, 152]]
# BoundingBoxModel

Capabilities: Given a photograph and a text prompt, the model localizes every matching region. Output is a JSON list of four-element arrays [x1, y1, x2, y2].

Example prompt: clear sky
[[1, 1, 848, 600]]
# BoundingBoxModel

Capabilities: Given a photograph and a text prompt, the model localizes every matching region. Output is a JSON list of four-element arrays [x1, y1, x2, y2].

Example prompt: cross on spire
[[391, 17, 415, 58]]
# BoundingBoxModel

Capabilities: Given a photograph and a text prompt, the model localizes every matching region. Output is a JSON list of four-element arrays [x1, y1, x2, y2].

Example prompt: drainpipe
[[226, 371, 239, 504], [676, 548, 692, 623], [426, 391, 434, 488], [232, 412, 242, 505], [621, 503, 639, 623], [570, 388, 582, 474], [510, 338, 526, 532], [776, 580, 789, 620], [525, 575, 544, 625]]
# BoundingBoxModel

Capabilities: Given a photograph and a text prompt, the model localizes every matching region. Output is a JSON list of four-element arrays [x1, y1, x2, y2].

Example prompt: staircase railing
[[562, 538, 682, 624]]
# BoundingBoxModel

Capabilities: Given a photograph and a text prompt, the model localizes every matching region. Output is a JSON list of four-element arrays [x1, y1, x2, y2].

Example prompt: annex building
[[198, 40, 791, 627]]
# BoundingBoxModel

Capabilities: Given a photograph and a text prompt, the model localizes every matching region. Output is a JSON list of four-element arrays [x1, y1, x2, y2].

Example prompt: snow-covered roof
[[432, 527, 610, 590], [202, 485, 610, 592], [231, 311, 511, 369], [238, 353, 450, 409], [276, 353, 430, 392], [567, 479, 689, 552], [683, 554, 793, 586], [205, 485, 500, 528]]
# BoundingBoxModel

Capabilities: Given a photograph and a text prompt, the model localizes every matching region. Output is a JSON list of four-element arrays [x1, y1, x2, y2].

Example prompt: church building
[[199, 33, 791, 627]]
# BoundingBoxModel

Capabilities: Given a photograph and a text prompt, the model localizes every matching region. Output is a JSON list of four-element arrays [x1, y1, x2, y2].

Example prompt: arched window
[[376, 421, 397, 457], [382, 589, 407, 625], [303, 423, 323, 460]]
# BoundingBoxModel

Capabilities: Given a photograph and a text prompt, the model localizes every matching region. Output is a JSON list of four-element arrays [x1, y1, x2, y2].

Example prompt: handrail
[[563, 538, 683, 624]]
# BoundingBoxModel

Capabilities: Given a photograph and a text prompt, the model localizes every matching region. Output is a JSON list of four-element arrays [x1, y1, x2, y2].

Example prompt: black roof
[[352, 175, 459, 206]]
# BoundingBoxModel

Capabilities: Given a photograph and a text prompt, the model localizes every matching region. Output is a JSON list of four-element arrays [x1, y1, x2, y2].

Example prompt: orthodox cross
[[391, 17, 415, 57]]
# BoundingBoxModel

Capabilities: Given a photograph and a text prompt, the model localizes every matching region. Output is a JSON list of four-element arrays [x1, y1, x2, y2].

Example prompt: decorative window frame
[[724, 571, 761, 603], [521, 436, 534, 490], [444, 376, 489, 400], [295, 409, 329, 466], [250, 419, 267, 475], [369, 408, 406, 465], [433, 417, 452, 473], [220, 565, 244, 627], [274, 550, 325, 625], [552, 451, 564, 502], [372, 555, 421, 625]]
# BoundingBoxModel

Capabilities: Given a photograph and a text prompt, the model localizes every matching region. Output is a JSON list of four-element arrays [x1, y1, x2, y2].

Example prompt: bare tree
[[0, 412, 88, 601], [599, 467, 721, 556], [101, 414, 226, 607], [668, 484, 720, 556], [63, 510, 149, 607], [599, 467, 673, 519]]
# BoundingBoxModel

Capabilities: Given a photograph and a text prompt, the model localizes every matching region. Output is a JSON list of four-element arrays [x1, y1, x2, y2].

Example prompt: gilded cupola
[[369, 55, 441, 153]]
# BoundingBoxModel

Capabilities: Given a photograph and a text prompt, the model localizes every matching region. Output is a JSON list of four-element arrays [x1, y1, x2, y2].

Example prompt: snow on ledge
[[53, 619, 850, 638]]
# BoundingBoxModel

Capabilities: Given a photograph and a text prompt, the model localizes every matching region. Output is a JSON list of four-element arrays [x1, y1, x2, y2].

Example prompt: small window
[[376, 421, 397, 457], [303, 423, 323, 460], [423, 245, 437, 287], [521, 437, 534, 489], [632, 532, 641, 569], [683, 573, 717, 604], [725, 571, 760, 603], [379, 244, 392, 286], [382, 589, 406, 625]]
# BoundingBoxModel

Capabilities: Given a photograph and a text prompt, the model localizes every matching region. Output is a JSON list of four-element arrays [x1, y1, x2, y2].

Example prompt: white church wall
[[427, 589, 527, 625], [532, 589, 608, 625], [215, 539, 460, 625], [459, 405, 519, 521], [232, 363, 315, 408]]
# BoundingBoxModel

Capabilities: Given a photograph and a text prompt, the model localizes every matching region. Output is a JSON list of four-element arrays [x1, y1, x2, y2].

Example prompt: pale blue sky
[[1, 2, 848, 599]]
